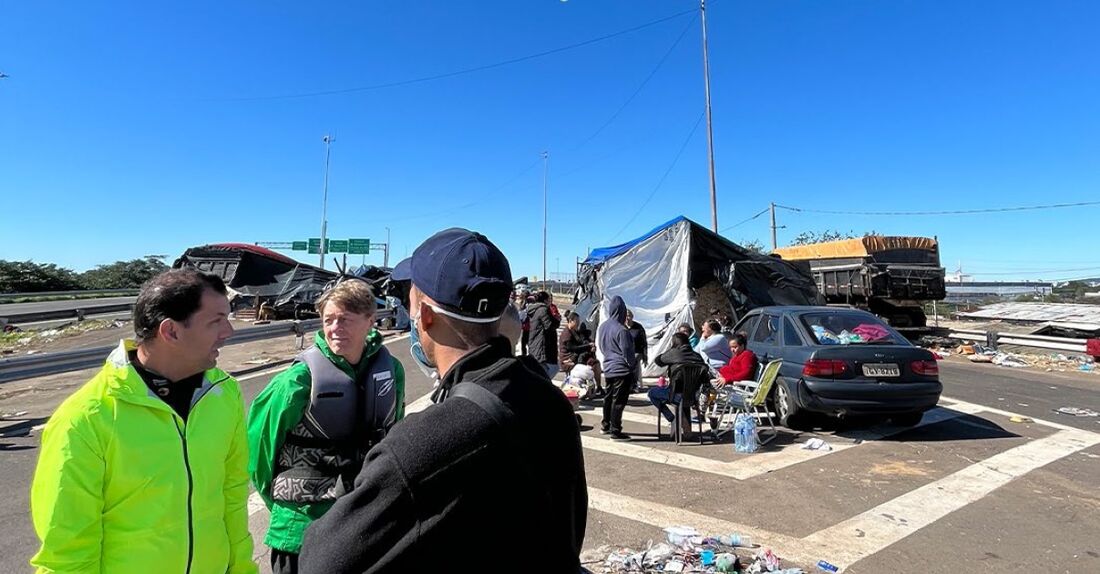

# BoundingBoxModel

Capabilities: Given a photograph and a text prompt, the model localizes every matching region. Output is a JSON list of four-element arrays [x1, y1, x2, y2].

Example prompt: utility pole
[[319, 134, 334, 270], [384, 227, 391, 268], [770, 202, 778, 250], [701, 0, 719, 232], [542, 150, 549, 292]]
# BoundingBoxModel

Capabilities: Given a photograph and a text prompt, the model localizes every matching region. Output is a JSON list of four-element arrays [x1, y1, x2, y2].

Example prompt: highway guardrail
[[946, 327, 1091, 354], [0, 319, 321, 384]]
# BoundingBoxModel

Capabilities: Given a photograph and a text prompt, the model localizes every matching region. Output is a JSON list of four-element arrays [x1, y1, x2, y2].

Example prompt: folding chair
[[655, 363, 709, 445], [707, 359, 783, 445]]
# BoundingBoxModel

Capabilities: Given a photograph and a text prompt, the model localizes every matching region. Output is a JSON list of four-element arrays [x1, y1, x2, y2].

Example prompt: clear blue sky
[[2, 0, 1099, 282]]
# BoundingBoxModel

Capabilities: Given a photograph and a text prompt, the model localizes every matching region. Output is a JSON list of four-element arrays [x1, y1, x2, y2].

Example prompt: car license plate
[[862, 363, 900, 378]]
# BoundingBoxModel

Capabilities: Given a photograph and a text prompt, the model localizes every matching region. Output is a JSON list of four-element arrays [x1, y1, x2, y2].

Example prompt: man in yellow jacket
[[30, 269, 257, 574]]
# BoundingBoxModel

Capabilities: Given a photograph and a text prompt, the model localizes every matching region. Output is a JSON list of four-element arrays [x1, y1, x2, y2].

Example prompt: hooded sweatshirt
[[596, 296, 637, 378]]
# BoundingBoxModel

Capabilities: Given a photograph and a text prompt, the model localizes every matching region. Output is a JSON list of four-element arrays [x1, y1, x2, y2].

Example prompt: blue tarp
[[584, 216, 688, 265]]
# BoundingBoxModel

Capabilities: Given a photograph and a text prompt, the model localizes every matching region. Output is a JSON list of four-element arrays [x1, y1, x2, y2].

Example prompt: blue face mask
[[409, 313, 439, 382]]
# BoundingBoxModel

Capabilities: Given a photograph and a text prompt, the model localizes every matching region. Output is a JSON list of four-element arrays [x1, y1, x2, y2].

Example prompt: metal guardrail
[[946, 328, 1090, 354], [0, 319, 321, 384], [1, 303, 136, 327], [0, 288, 138, 300]]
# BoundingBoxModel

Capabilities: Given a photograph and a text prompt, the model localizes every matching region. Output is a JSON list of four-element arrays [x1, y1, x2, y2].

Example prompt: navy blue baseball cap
[[391, 228, 514, 319]]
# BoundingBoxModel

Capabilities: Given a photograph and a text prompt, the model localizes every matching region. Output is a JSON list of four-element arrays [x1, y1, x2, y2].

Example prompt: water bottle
[[817, 560, 840, 572], [733, 414, 745, 452], [719, 533, 752, 547], [745, 415, 759, 453]]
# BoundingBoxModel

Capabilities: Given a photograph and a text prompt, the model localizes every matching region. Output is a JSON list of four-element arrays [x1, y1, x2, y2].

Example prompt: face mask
[[409, 312, 439, 382]]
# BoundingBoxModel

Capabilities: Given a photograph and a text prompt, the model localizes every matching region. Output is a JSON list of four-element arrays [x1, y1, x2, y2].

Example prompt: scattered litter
[[26, 350, 39, 355], [1009, 416, 1034, 424], [1054, 407, 1099, 417], [664, 526, 699, 546], [598, 526, 802, 573], [992, 353, 1030, 368], [1017, 403, 1029, 407], [0, 411, 29, 419], [968, 354, 993, 363], [817, 560, 840, 572], [801, 438, 832, 452]]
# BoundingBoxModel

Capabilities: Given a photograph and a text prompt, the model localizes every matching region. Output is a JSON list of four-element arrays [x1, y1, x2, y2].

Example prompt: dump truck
[[772, 236, 946, 329]]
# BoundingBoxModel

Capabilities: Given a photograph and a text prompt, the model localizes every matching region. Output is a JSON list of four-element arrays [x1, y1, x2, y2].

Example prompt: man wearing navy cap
[[299, 228, 588, 574]]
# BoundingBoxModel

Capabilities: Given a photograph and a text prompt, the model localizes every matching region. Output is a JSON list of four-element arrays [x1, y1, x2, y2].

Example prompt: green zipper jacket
[[30, 340, 257, 574], [247, 329, 405, 553]]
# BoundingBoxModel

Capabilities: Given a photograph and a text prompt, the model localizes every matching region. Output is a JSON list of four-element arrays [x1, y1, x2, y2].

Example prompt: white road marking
[[941, 395, 1097, 434], [247, 491, 265, 516], [591, 427, 1100, 572], [802, 427, 1100, 570], [580, 406, 969, 480]]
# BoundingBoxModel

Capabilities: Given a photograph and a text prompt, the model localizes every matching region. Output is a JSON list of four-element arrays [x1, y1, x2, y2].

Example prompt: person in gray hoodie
[[597, 295, 637, 441]]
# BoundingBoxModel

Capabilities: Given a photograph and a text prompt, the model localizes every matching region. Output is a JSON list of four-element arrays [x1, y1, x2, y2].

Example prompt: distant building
[[944, 281, 1053, 304]]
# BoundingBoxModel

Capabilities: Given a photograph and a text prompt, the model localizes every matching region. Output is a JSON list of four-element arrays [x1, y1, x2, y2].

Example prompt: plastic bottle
[[719, 533, 752, 547], [817, 560, 839, 572], [745, 415, 759, 453], [733, 414, 745, 452]]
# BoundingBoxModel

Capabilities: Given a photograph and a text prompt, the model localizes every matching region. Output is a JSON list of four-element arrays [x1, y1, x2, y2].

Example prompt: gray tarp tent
[[576, 216, 823, 375]]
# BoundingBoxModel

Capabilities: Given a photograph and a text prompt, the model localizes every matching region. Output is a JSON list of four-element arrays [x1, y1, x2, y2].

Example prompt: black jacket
[[526, 302, 561, 364], [558, 326, 592, 370], [299, 337, 588, 574], [655, 343, 707, 374], [627, 322, 648, 363]]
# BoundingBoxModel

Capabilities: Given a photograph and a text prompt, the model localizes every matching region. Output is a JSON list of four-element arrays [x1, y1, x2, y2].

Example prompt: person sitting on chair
[[648, 332, 708, 438], [713, 332, 758, 388]]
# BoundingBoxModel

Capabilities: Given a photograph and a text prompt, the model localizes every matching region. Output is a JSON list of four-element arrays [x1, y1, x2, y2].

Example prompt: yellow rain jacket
[[30, 340, 257, 574]]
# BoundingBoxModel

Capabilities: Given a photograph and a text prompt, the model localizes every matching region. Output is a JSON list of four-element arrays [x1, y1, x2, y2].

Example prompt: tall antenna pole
[[542, 150, 550, 292], [701, 0, 719, 232], [319, 134, 334, 270]]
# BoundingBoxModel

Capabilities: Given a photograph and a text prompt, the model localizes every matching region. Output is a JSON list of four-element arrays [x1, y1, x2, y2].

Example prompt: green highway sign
[[291, 241, 308, 251], [329, 239, 349, 253], [348, 238, 371, 254], [307, 238, 329, 254]]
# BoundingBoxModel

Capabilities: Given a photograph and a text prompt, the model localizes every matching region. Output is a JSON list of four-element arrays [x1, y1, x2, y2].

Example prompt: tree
[[790, 229, 879, 246], [738, 239, 766, 255], [0, 260, 83, 293], [79, 257, 170, 289]]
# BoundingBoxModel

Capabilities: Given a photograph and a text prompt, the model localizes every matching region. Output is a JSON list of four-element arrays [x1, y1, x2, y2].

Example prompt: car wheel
[[774, 378, 805, 429], [891, 412, 924, 427]]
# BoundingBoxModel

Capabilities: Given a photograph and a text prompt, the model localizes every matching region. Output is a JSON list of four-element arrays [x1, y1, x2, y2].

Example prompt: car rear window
[[799, 312, 906, 345]]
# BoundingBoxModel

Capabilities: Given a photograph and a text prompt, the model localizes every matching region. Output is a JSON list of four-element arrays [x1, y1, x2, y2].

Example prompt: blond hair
[[315, 279, 376, 316]]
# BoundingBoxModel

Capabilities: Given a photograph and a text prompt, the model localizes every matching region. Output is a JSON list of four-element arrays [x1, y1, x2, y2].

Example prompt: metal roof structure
[[959, 302, 1100, 330]]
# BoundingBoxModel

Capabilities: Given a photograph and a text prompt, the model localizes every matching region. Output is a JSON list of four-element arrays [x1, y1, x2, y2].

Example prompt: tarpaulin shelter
[[577, 216, 823, 375], [174, 243, 337, 317]]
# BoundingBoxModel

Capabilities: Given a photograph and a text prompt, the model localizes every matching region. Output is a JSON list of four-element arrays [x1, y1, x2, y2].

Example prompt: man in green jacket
[[30, 269, 257, 574], [248, 277, 405, 574]]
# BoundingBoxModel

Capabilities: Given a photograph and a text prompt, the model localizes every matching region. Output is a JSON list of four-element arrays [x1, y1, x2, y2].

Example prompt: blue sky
[[2, 0, 1098, 282]]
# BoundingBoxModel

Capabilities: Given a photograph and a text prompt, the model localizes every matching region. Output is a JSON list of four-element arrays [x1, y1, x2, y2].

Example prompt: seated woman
[[714, 332, 758, 388]]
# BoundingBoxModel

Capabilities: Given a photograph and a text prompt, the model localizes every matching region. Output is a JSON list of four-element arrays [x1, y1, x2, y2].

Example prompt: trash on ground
[[801, 438, 832, 452], [1054, 407, 1099, 417], [992, 352, 1030, 368], [597, 526, 804, 573], [1009, 416, 1034, 424]]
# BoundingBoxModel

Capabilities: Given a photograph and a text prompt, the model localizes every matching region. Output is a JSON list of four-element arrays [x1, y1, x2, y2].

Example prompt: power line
[[719, 207, 769, 232], [221, 8, 697, 102], [775, 200, 1100, 217], [606, 111, 705, 243], [571, 13, 698, 151]]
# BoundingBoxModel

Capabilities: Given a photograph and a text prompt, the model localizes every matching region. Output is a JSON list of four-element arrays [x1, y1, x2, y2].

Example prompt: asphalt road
[[2, 337, 1099, 573], [0, 296, 137, 317]]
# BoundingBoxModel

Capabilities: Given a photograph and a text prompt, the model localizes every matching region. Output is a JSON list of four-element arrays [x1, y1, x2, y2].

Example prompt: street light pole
[[319, 134, 334, 270], [700, 0, 719, 232], [384, 227, 391, 268], [542, 150, 549, 292]]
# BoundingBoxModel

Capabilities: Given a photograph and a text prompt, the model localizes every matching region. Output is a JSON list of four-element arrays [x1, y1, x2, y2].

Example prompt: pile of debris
[[587, 526, 826, 573], [919, 340, 1098, 374]]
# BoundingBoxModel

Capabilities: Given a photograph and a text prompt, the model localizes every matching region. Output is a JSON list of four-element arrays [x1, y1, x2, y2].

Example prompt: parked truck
[[772, 236, 946, 329]]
